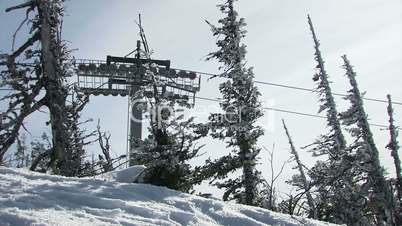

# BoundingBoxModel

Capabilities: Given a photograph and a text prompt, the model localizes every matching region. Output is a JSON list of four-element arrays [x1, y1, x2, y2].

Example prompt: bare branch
[[0, 97, 46, 161], [12, 5, 35, 51], [5, 1, 35, 13], [97, 119, 113, 172], [30, 148, 52, 171], [9, 32, 40, 60]]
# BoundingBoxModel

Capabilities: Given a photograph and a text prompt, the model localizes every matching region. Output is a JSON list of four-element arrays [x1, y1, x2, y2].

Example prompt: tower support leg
[[128, 85, 142, 166]]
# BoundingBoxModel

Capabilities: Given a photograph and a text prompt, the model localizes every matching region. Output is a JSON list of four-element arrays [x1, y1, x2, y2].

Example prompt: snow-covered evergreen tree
[[307, 15, 347, 158], [305, 16, 360, 224], [62, 90, 95, 177], [129, 30, 203, 192], [340, 55, 395, 226], [386, 94, 401, 225], [133, 114, 203, 192], [386, 95, 401, 202], [282, 120, 316, 219], [203, 0, 264, 206]]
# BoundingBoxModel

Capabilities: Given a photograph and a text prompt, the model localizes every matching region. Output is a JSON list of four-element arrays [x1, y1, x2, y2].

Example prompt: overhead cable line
[[1, 88, 399, 130], [194, 96, 401, 131], [171, 68, 402, 106]]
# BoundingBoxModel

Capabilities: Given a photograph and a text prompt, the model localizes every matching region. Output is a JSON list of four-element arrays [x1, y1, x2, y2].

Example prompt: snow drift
[[96, 165, 146, 183], [0, 167, 338, 226]]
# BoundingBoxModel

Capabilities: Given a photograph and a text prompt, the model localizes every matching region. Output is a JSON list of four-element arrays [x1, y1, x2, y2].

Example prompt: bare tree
[[0, 0, 77, 175], [260, 144, 289, 211], [97, 119, 113, 173]]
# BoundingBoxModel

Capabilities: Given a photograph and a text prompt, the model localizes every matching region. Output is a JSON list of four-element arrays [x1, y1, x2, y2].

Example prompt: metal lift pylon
[[75, 40, 201, 167]]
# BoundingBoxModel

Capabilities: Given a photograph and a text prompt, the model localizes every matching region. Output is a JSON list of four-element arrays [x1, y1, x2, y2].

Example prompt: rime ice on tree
[[202, 0, 264, 206]]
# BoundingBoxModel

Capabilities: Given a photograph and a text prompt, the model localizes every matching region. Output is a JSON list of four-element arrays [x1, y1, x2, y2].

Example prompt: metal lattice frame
[[75, 58, 200, 106], [74, 56, 201, 166]]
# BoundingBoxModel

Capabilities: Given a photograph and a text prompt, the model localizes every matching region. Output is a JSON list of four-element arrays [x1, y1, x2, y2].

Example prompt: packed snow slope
[[0, 167, 338, 226]]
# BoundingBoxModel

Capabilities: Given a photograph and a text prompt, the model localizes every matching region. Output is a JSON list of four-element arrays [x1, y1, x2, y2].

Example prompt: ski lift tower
[[74, 40, 201, 166]]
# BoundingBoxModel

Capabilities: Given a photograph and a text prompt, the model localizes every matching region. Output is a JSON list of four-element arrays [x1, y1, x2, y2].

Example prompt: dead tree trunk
[[36, 0, 68, 174], [1, 0, 80, 176]]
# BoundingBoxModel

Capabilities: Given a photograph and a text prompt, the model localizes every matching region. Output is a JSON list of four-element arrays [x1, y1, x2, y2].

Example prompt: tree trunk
[[242, 148, 255, 205], [37, 0, 68, 175]]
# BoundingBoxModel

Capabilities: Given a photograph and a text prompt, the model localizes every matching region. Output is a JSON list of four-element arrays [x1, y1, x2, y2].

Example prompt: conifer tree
[[204, 0, 264, 206], [307, 15, 347, 158], [63, 90, 95, 177], [306, 16, 360, 224], [340, 55, 395, 226], [129, 28, 203, 192], [386, 94, 401, 202], [282, 119, 316, 219], [386, 94, 401, 225], [133, 114, 203, 192]]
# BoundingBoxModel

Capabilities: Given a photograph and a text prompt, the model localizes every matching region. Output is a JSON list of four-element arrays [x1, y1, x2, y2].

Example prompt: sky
[[1, 0, 401, 198]]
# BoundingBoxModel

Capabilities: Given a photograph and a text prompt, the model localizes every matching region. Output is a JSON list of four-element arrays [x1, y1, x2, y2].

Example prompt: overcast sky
[[1, 0, 401, 197]]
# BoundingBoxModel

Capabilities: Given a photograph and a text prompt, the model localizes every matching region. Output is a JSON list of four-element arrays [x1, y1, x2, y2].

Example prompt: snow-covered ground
[[0, 167, 338, 226]]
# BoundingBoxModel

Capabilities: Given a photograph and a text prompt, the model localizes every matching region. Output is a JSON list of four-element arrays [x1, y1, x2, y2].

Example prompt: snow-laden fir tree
[[129, 29, 203, 192], [62, 90, 97, 177], [385, 94, 401, 225], [202, 0, 264, 206], [386, 95, 402, 202], [340, 55, 395, 226], [307, 16, 347, 158], [305, 16, 365, 224], [282, 120, 316, 218], [133, 113, 204, 192]]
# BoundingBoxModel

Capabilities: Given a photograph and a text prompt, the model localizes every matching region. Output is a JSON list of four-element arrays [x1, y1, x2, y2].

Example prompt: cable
[[4, 62, 399, 105], [171, 68, 402, 106], [194, 96, 401, 131], [4, 60, 400, 105], [2, 70, 401, 130], [1, 87, 399, 130], [263, 107, 326, 119]]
